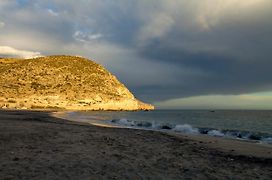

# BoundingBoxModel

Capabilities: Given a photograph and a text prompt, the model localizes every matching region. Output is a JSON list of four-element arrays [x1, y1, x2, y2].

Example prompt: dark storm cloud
[[135, 33, 272, 101], [129, 0, 272, 101], [1, 0, 272, 103]]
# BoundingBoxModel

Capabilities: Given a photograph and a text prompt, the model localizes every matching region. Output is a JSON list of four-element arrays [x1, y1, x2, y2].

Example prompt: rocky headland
[[0, 55, 154, 111]]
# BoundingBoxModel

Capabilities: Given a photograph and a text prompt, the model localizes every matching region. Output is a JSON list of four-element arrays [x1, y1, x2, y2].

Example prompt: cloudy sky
[[0, 0, 272, 109]]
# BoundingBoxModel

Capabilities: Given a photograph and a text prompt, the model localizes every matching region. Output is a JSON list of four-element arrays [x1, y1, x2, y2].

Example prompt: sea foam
[[109, 118, 272, 144], [207, 130, 225, 137], [173, 124, 199, 134]]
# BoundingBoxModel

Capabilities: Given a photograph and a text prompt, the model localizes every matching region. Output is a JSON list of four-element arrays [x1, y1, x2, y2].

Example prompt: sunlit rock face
[[0, 55, 154, 111]]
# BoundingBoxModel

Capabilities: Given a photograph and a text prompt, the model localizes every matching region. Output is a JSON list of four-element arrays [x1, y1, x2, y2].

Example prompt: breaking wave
[[109, 118, 272, 144]]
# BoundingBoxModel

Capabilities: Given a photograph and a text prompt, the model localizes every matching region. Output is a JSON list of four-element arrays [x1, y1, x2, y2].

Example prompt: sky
[[0, 0, 272, 109]]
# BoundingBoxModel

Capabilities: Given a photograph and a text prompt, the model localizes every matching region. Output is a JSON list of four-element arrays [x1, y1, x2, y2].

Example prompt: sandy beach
[[0, 110, 271, 179]]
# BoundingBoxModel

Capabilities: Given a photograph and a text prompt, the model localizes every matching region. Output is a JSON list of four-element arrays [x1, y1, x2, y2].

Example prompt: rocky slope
[[0, 55, 154, 110]]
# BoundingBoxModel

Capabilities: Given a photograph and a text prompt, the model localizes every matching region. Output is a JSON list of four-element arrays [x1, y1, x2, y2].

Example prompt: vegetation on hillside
[[0, 55, 154, 110]]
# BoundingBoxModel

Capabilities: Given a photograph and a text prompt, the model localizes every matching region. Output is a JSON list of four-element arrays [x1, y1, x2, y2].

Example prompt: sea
[[61, 110, 272, 144]]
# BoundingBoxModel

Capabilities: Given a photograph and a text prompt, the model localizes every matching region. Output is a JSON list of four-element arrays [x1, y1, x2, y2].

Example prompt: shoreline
[[53, 110, 272, 159], [0, 110, 272, 179]]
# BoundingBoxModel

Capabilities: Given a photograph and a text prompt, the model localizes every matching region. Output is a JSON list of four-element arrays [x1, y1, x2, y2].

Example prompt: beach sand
[[0, 110, 271, 179]]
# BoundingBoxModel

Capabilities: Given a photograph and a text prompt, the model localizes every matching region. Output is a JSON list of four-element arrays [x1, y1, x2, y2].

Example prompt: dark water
[[65, 110, 272, 144]]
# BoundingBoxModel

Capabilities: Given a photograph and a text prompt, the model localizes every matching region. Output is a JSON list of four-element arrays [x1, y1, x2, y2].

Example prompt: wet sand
[[0, 110, 271, 179]]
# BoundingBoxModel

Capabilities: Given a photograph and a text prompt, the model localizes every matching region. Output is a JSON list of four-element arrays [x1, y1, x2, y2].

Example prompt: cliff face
[[0, 55, 154, 111]]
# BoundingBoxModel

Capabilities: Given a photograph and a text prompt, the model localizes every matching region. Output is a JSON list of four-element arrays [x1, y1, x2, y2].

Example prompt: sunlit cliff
[[0, 55, 154, 111]]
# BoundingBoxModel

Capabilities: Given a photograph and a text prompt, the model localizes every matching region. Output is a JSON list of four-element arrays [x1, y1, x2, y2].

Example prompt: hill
[[0, 55, 154, 110]]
